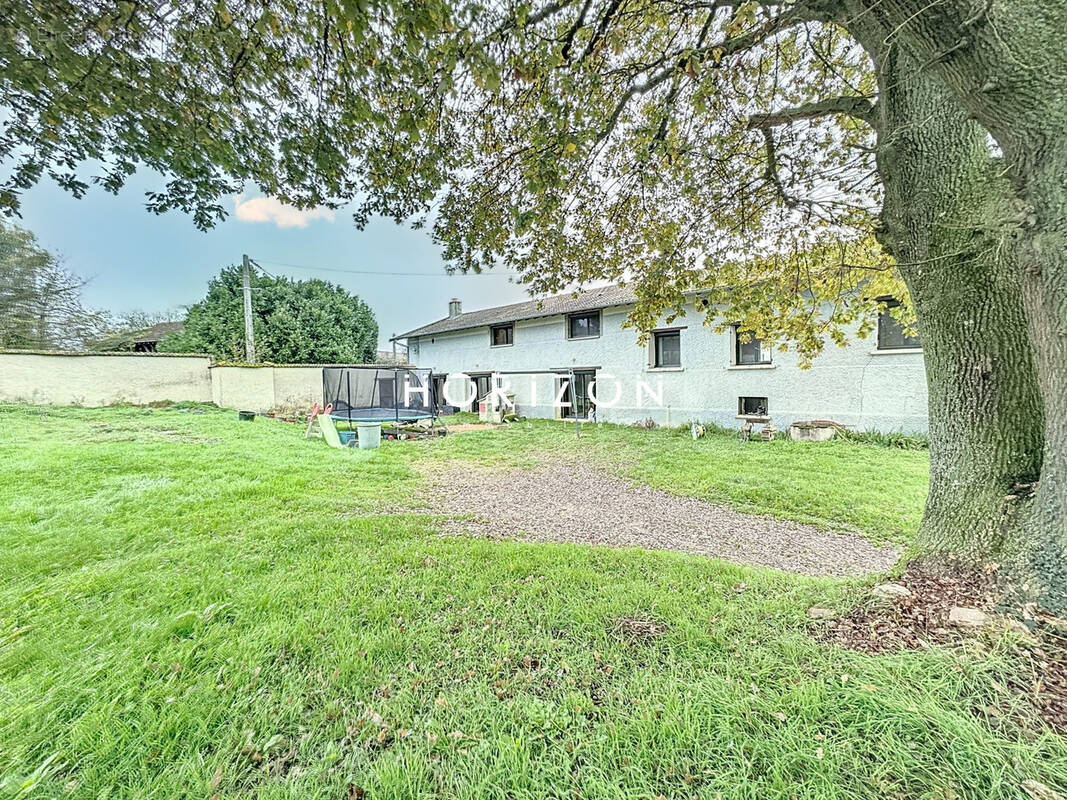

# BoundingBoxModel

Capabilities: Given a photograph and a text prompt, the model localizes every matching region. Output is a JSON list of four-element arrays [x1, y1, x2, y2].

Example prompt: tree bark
[[839, 12, 1048, 590], [849, 0, 1067, 612]]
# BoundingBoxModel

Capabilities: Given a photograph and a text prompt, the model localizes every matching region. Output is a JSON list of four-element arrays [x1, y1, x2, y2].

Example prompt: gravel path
[[419, 462, 900, 577]]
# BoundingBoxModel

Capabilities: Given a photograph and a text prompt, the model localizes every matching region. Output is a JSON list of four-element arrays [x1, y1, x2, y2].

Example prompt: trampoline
[[322, 366, 437, 424]]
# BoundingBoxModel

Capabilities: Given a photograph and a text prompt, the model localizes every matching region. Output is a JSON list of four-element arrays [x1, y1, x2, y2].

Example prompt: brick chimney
[[448, 298, 462, 318]]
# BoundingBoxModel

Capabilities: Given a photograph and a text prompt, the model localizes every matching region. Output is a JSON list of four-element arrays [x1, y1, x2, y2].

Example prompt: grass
[[0, 403, 1063, 799]]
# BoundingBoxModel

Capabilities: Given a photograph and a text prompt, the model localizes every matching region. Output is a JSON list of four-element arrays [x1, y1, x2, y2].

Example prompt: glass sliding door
[[557, 371, 595, 419]]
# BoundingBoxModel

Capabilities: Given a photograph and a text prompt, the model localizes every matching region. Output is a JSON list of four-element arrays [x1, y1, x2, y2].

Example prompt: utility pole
[[241, 254, 256, 363]]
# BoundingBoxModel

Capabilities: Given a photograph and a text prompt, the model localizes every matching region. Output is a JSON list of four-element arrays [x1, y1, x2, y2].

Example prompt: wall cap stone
[[0, 348, 212, 359]]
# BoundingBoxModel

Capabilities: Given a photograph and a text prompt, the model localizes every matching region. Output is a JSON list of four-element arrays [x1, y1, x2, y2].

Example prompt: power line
[[250, 257, 517, 278]]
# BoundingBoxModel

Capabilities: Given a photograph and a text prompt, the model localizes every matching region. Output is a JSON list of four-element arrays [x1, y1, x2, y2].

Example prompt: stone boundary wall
[[0, 351, 391, 412], [0, 351, 213, 407], [210, 365, 325, 414]]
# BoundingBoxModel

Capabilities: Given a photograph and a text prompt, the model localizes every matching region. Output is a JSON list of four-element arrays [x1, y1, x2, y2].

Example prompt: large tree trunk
[[1013, 156, 1067, 613], [839, 13, 1049, 591], [850, 0, 1067, 613]]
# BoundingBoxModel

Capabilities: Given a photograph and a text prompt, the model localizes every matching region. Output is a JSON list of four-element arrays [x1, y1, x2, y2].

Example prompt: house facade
[[396, 286, 928, 433]]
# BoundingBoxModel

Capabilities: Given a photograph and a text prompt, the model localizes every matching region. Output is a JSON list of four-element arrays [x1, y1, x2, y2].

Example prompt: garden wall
[[0, 351, 213, 407], [0, 351, 335, 412], [210, 365, 324, 414]]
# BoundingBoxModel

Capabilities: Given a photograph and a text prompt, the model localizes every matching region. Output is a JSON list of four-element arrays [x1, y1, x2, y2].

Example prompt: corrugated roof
[[395, 285, 638, 339]]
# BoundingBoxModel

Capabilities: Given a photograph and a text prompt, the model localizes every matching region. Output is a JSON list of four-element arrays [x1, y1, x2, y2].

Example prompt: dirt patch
[[1017, 638, 1067, 734], [610, 616, 669, 643], [444, 423, 503, 433], [419, 462, 900, 578], [814, 563, 1001, 654], [813, 562, 1067, 734]]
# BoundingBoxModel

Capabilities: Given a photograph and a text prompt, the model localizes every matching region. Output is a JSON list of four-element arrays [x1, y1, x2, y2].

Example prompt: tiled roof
[[395, 285, 638, 339]]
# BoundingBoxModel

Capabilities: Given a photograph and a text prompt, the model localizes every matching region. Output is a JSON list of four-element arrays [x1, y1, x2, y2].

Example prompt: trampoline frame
[[322, 365, 438, 426]]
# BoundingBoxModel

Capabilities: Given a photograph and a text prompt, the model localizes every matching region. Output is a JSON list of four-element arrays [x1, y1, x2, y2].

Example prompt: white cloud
[[232, 194, 336, 228]]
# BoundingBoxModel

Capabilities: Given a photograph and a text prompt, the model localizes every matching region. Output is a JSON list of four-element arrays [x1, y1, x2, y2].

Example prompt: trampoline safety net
[[322, 366, 436, 423]]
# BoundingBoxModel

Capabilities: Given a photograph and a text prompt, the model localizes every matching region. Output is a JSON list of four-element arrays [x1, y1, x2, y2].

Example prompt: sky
[[17, 171, 535, 350]]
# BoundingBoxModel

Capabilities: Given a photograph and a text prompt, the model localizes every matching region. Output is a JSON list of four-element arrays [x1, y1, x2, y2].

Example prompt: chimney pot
[[448, 298, 462, 318]]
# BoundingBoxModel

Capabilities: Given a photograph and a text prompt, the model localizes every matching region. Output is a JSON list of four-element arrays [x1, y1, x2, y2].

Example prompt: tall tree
[[845, 0, 1067, 618], [0, 220, 106, 349], [2, 2, 1062, 608], [159, 266, 378, 364], [842, 8, 1045, 593]]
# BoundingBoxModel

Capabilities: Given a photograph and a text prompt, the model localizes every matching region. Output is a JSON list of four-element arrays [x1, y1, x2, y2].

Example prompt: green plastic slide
[[318, 412, 345, 449]]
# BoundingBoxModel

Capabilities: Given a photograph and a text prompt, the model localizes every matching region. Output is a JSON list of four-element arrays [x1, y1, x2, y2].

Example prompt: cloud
[[232, 194, 336, 228]]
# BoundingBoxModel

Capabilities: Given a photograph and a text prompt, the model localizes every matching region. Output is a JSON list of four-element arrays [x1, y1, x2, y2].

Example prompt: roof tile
[[396, 285, 637, 339]]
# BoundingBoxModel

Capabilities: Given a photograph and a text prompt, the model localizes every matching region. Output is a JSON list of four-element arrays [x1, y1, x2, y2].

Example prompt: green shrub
[[838, 428, 930, 450]]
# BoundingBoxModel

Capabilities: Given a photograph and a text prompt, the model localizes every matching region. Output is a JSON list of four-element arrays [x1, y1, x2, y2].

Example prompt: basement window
[[490, 323, 513, 347], [877, 299, 921, 350], [738, 396, 768, 417]]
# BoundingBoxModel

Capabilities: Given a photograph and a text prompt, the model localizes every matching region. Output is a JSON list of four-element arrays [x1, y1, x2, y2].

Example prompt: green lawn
[[1, 404, 1062, 799]]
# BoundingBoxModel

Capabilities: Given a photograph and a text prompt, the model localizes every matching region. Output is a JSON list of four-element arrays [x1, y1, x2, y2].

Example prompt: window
[[734, 326, 771, 365], [653, 330, 681, 368], [568, 311, 601, 339], [490, 323, 513, 347], [738, 396, 768, 417], [877, 299, 921, 350]]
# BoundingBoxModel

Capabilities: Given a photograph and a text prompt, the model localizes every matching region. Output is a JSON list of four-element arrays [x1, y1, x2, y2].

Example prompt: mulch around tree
[[812, 562, 1067, 734]]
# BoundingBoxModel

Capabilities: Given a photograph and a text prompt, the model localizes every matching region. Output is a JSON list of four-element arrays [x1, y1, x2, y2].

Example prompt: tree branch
[[595, 0, 833, 144], [559, 0, 594, 60], [757, 125, 796, 206], [746, 94, 875, 129]]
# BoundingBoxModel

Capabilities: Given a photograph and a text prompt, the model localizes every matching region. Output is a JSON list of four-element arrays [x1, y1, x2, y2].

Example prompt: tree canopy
[[0, 1, 910, 352], [159, 266, 378, 364]]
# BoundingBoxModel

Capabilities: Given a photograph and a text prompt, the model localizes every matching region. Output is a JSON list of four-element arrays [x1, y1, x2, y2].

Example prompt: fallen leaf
[[1023, 779, 1065, 800]]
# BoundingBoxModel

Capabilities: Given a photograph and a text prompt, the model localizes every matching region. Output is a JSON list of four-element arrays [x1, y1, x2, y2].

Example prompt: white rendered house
[[394, 286, 928, 432]]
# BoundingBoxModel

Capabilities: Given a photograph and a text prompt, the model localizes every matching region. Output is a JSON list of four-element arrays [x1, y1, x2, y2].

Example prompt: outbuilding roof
[[394, 285, 638, 340], [131, 321, 184, 344]]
